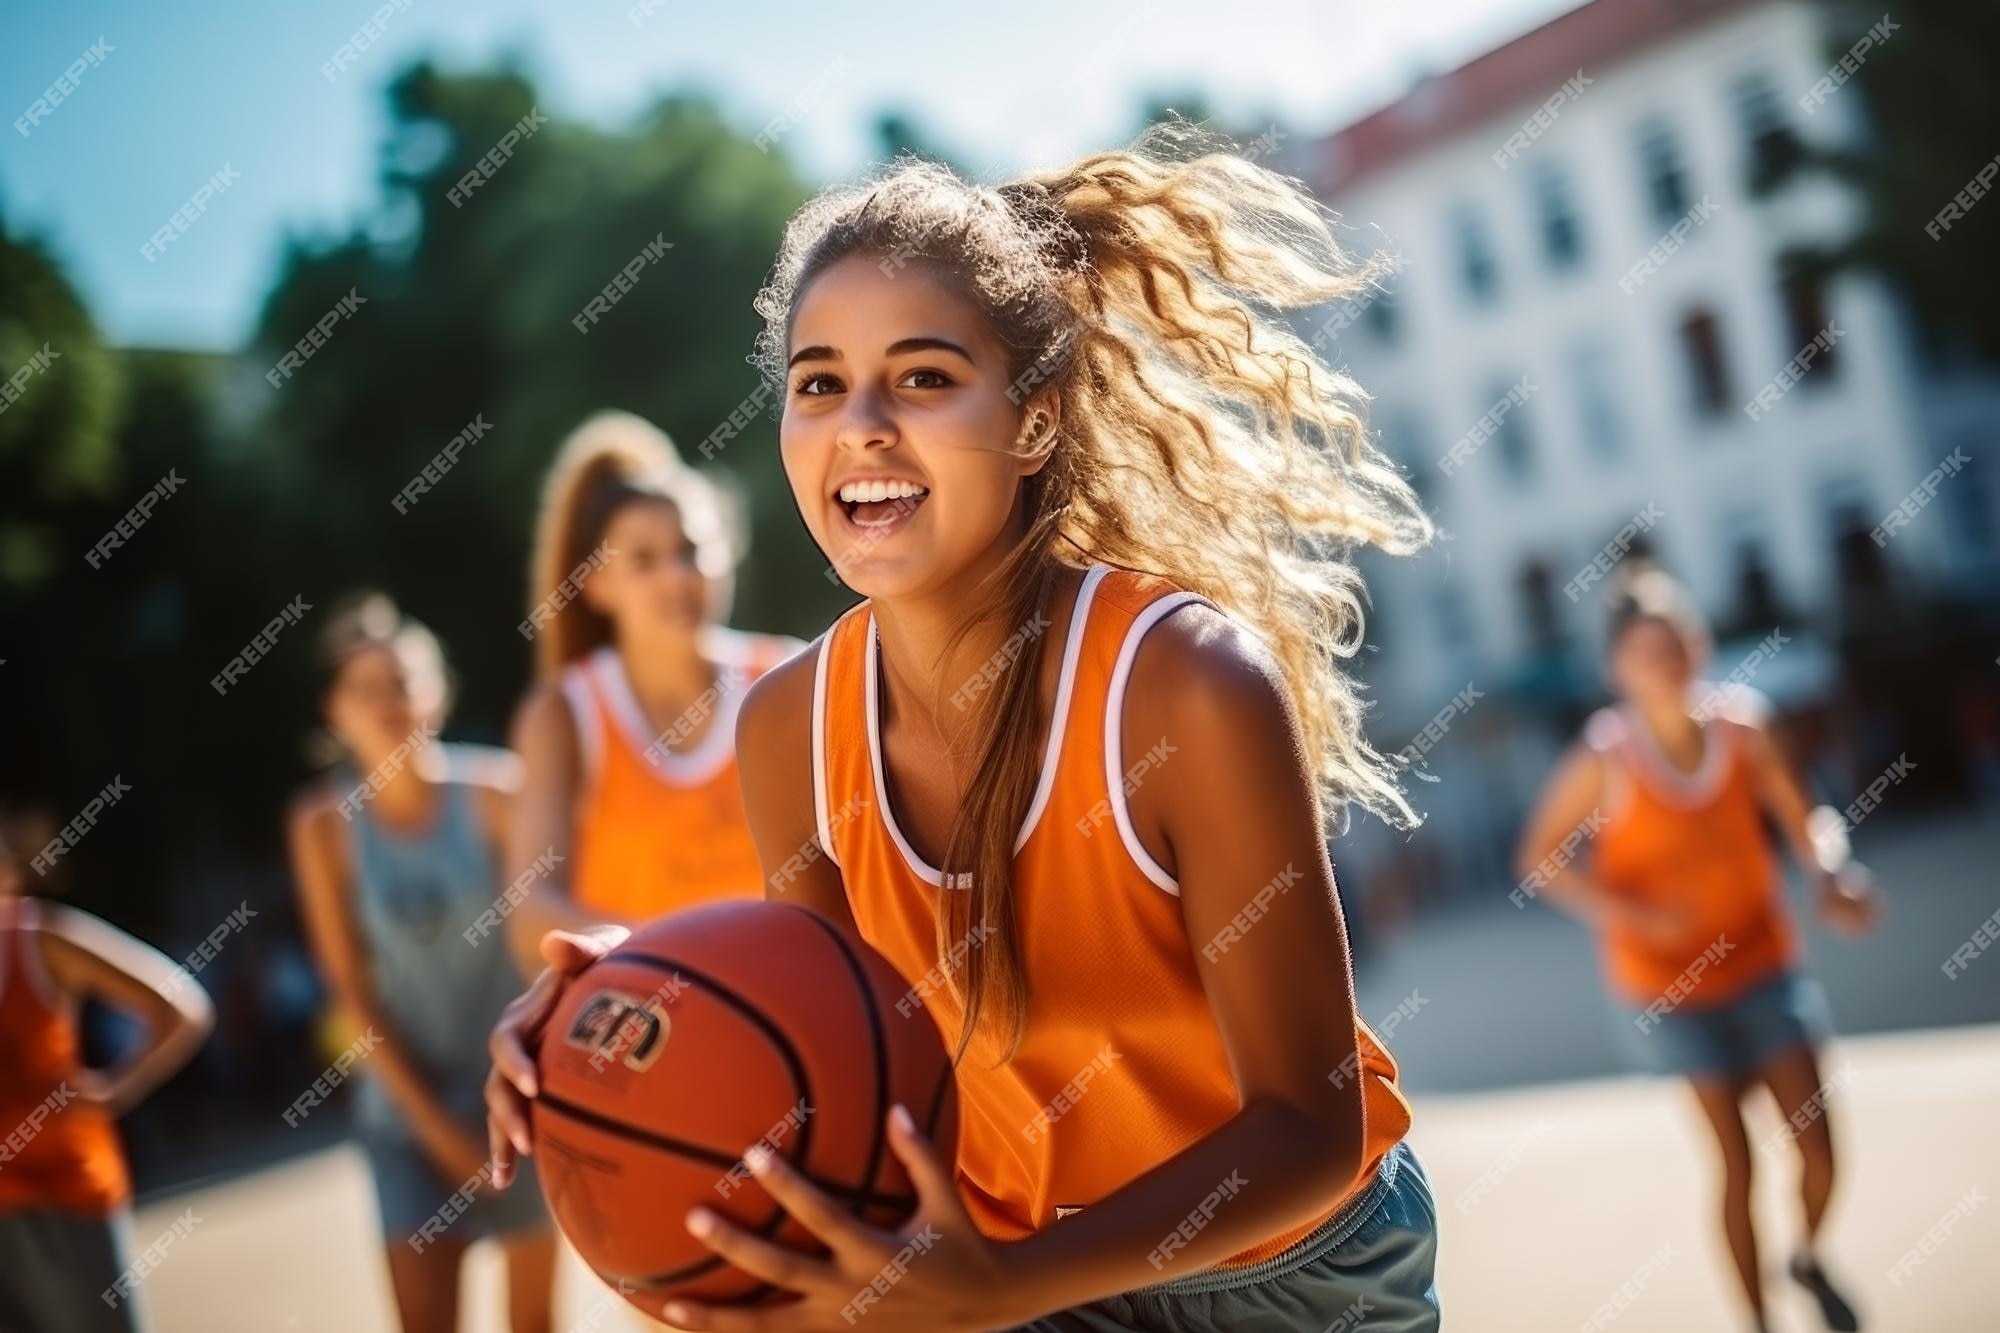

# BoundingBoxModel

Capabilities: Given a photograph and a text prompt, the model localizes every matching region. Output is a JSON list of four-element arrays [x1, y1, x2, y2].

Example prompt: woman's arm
[[1738, 719, 1883, 934], [1513, 744, 1658, 931], [38, 906, 215, 1115], [287, 792, 487, 1181], [735, 646, 859, 932], [467, 752, 546, 984], [501, 684, 620, 968]]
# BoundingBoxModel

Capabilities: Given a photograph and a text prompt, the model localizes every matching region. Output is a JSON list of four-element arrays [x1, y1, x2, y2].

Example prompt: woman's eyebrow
[[788, 344, 837, 368], [788, 336, 976, 369]]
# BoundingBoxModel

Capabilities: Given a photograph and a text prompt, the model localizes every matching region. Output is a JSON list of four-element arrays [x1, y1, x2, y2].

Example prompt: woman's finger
[[682, 1206, 837, 1295], [486, 1070, 521, 1186], [883, 1104, 957, 1212], [742, 1142, 875, 1258], [486, 1064, 534, 1161], [491, 967, 562, 1097], [543, 924, 628, 974]]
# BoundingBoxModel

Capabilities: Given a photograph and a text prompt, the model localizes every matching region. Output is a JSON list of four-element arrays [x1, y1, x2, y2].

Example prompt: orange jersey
[[1583, 688, 1797, 1009], [0, 898, 129, 1216], [811, 564, 1411, 1268], [563, 628, 803, 919]]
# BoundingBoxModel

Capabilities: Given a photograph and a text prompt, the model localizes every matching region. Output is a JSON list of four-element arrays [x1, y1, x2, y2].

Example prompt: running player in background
[[287, 594, 553, 1333], [1516, 565, 1884, 1333], [0, 805, 215, 1333], [501, 409, 803, 950]]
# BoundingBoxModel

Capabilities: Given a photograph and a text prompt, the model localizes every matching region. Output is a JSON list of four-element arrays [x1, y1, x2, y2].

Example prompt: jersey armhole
[[1104, 591, 1210, 898], [11, 899, 68, 1010], [560, 663, 603, 788], [810, 630, 841, 869]]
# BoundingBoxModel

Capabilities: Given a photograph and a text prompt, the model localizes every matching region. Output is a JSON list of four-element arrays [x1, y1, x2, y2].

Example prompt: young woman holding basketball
[[287, 595, 554, 1333], [501, 411, 804, 952], [1515, 567, 1883, 1333], [0, 805, 214, 1333], [489, 124, 1441, 1331]]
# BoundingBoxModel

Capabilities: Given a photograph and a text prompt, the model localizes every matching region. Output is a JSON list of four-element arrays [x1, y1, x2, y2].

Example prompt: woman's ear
[[1018, 392, 1061, 477]]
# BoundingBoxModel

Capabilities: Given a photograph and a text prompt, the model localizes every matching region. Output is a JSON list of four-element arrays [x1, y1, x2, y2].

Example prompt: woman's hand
[[662, 1104, 1022, 1332], [1816, 863, 1884, 937], [485, 925, 630, 1188], [1618, 896, 1697, 948]]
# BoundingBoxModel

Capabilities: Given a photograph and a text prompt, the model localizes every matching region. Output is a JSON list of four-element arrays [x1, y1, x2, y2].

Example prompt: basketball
[[531, 899, 959, 1312]]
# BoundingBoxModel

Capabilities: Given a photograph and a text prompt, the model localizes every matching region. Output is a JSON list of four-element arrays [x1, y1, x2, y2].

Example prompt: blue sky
[[2, 0, 1572, 351]]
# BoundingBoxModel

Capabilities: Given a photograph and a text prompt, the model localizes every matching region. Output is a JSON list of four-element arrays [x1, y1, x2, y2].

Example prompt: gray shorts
[[1614, 967, 1835, 1081], [0, 1207, 149, 1333], [1007, 1139, 1441, 1332]]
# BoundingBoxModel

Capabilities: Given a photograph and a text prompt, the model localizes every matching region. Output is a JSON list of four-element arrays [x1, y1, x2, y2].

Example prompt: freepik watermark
[[1438, 378, 1537, 475], [1455, 1116, 1553, 1215], [1023, 1045, 1122, 1143], [265, 289, 368, 388], [1618, 196, 1720, 294], [1063, 2, 1162, 101], [1817, 753, 1917, 845], [767, 793, 871, 894], [893, 922, 995, 1017], [159, 902, 257, 998], [463, 847, 565, 947], [951, 609, 1054, 711], [1492, 70, 1592, 168], [824, 494, 927, 585], [716, 1101, 814, 1199], [643, 674, 736, 766], [754, 55, 854, 153], [140, 164, 242, 263], [0, 343, 62, 417], [1799, 14, 1899, 114], [447, 107, 550, 208], [1329, 990, 1428, 1090], [837, 1223, 942, 1324], [322, 0, 416, 82], [1511, 808, 1611, 907], [1002, 333, 1074, 406], [585, 972, 694, 1074], [1578, 1242, 1680, 1330], [1146, 1170, 1248, 1270], [1303, 288, 1385, 357], [15, 37, 114, 138], [1759, 1058, 1858, 1158], [0, 1082, 77, 1168], [1942, 904, 2000, 981], [696, 380, 781, 460], [1743, 324, 1845, 420], [627, 0, 668, 26], [335, 720, 439, 819], [101, 1209, 202, 1310], [1887, 1188, 1987, 1286], [1201, 863, 1305, 963], [85, 470, 186, 568], [1633, 936, 1737, 1033], [1565, 504, 1666, 601], [572, 234, 675, 334], [29, 776, 133, 876], [282, 1026, 384, 1127], [409, 1161, 496, 1252], [519, 542, 615, 639], [1075, 737, 1178, 837], [391, 414, 493, 513], [1925, 151, 2000, 240], [211, 596, 314, 696], [1394, 683, 1485, 767], [1871, 446, 1972, 545], [1688, 629, 1790, 723]]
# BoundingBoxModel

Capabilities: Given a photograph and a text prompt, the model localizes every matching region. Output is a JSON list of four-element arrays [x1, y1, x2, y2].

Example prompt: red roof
[[1315, 0, 1759, 195]]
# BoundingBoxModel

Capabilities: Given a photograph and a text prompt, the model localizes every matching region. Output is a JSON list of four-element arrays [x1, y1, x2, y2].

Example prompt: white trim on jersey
[[1104, 590, 1207, 896]]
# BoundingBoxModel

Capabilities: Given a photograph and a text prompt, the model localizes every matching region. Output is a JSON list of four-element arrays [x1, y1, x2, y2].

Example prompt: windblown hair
[[750, 119, 1434, 1061], [526, 410, 745, 681]]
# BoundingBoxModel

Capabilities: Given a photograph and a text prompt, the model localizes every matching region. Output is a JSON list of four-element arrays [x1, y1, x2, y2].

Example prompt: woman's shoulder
[[435, 741, 524, 794]]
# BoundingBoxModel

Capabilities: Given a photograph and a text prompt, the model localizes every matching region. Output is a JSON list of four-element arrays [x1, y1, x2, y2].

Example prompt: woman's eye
[[794, 372, 841, 396], [900, 368, 952, 390]]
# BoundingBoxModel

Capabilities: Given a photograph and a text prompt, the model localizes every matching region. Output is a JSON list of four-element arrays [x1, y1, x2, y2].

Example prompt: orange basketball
[[532, 900, 959, 1316]]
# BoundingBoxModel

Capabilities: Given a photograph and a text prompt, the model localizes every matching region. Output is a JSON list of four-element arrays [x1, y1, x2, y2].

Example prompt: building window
[[1533, 165, 1584, 269], [1679, 308, 1733, 417], [1453, 206, 1500, 305], [1779, 264, 1838, 383], [1519, 559, 1564, 653], [1568, 340, 1623, 459], [1487, 378, 1533, 478], [1733, 73, 1806, 189], [1637, 120, 1691, 229], [1375, 407, 1430, 501], [1362, 289, 1399, 343]]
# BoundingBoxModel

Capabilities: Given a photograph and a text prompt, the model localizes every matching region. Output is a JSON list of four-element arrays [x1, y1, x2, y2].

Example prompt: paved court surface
[[132, 1022, 1999, 1332]]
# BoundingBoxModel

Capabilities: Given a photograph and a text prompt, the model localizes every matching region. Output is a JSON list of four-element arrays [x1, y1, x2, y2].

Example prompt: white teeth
[[838, 479, 928, 504]]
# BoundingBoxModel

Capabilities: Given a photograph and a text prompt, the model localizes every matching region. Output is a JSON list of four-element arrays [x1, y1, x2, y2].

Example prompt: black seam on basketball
[[795, 910, 894, 1222], [577, 951, 812, 1289], [924, 1059, 953, 1138], [534, 1094, 915, 1210]]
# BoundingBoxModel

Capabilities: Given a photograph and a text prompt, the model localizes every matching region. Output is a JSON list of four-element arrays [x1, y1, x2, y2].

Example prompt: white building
[[1287, 0, 1999, 906]]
